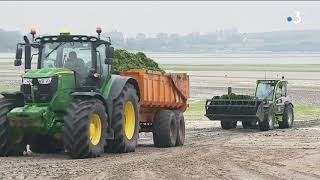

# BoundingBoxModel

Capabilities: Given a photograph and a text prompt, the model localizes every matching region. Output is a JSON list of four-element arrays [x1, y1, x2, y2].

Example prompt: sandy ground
[[0, 120, 319, 180]]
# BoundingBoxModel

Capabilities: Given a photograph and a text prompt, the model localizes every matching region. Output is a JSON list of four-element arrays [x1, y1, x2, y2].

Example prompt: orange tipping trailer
[[120, 70, 190, 147]]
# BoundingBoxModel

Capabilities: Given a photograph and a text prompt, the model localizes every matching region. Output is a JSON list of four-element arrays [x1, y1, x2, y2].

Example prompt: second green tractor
[[205, 79, 294, 131]]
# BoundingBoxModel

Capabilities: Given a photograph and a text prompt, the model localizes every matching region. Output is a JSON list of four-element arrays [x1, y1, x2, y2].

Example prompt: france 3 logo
[[287, 11, 302, 24]]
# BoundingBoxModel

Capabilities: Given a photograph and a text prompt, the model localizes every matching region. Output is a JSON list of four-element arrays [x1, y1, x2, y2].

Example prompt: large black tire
[[279, 104, 294, 129], [106, 83, 140, 153], [63, 98, 107, 159], [174, 110, 185, 146], [221, 120, 237, 130], [153, 110, 177, 147], [0, 98, 26, 156], [29, 135, 63, 154], [258, 107, 275, 131], [242, 121, 257, 129]]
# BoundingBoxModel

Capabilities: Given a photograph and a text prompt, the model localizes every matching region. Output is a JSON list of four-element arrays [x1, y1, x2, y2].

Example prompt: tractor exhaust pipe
[[23, 36, 32, 70]]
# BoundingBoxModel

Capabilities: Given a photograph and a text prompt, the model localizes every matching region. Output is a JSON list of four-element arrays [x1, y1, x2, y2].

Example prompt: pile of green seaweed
[[113, 49, 164, 73], [220, 93, 254, 100]]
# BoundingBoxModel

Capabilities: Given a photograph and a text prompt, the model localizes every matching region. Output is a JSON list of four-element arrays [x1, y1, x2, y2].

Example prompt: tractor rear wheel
[[29, 135, 63, 154], [242, 121, 257, 129], [106, 83, 140, 153], [0, 98, 26, 156], [221, 120, 237, 129], [63, 98, 107, 159], [258, 107, 275, 131], [279, 104, 294, 129], [174, 110, 185, 146], [153, 110, 177, 147]]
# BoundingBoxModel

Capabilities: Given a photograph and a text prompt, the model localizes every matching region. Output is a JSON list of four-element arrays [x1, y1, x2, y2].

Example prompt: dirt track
[[0, 120, 319, 180]]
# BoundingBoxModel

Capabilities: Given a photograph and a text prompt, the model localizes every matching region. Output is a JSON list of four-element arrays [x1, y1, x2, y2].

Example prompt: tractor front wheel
[[259, 107, 275, 131], [63, 98, 107, 159], [106, 83, 140, 153], [0, 98, 26, 156], [279, 104, 294, 129]]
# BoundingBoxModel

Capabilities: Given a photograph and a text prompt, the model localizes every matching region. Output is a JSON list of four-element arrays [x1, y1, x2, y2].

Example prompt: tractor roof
[[257, 79, 288, 84], [35, 35, 111, 45]]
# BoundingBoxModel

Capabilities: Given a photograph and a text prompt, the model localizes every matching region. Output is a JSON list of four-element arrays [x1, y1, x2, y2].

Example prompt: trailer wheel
[[279, 104, 294, 129], [221, 120, 237, 129], [0, 98, 26, 156], [29, 135, 63, 154], [63, 98, 107, 159], [258, 107, 275, 131], [174, 110, 185, 146], [153, 110, 177, 147], [242, 121, 257, 129], [107, 83, 140, 153]]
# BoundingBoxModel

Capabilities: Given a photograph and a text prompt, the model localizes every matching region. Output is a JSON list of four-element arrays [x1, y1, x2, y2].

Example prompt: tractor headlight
[[38, 77, 52, 84], [22, 78, 32, 85]]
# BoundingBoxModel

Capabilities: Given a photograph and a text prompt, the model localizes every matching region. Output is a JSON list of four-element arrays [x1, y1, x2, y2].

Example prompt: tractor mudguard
[[284, 101, 294, 108], [71, 91, 106, 106], [104, 76, 139, 140], [0, 91, 24, 107], [106, 76, 140, 102]]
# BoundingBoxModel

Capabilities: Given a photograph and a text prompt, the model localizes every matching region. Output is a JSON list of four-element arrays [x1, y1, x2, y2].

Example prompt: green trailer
[[205, 79, 294, 131]]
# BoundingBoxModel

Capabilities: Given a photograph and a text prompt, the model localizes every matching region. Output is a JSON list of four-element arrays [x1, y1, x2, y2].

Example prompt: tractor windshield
[[255, 82, 275, 100], [40, 41, 92, 75]]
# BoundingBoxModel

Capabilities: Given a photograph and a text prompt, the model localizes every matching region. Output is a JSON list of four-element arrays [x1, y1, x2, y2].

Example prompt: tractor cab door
[[94, 44, 111, 87], [275, 82, 287, 114]]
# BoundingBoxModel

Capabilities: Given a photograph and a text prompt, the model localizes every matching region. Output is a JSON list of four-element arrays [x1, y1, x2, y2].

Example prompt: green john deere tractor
[[0, 29, 141, 158], [205, 79, 294, 131]]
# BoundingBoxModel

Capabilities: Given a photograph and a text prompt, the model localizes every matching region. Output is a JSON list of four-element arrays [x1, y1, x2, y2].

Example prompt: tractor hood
[[23, 68, 74, 78]]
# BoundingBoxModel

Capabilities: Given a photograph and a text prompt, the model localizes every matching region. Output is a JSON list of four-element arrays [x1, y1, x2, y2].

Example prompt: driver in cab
[[64, 51, 86, 75]]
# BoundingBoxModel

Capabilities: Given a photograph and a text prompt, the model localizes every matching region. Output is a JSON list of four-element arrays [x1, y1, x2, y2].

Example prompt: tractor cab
[[255, 80, 288, 102], [15, 27, 114, 89]]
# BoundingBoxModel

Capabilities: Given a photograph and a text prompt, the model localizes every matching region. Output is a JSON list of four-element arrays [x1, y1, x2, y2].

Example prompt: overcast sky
[[1, 1, 319, 37]]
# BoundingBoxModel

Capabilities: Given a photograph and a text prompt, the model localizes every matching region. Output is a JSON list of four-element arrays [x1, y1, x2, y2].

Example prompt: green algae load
[[220, 93, 254, 100], [113, 49, 164, 73]]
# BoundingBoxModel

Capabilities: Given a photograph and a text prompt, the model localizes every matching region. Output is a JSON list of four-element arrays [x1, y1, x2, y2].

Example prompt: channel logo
[[287, 11, 302, 24]]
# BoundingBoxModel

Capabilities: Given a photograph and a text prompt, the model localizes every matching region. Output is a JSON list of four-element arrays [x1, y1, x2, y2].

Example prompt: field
[[0, 55, 320, 179]]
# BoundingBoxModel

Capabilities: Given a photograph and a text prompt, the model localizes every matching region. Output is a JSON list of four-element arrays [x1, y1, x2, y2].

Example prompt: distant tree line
[[105, 29, 320, 52], [1, 28, 320, 53]]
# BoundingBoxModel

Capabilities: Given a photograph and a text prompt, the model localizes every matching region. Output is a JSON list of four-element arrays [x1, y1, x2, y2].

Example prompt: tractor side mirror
[[105, 58, 112, 65], [14, 47, 23, 66], [105, 46, 114, 65], [105, 46, 114, 58]]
